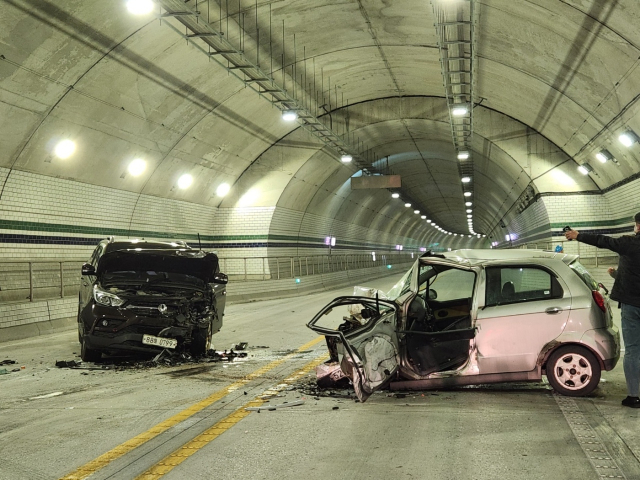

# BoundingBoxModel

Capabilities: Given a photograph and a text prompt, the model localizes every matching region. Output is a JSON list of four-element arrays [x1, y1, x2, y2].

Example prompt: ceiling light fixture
[[282, 110, 298, 121], [464, 192, 472, 197], [177, 174, 193, 189], [466, 209, 472, 213], [465, 201, 472, 206], [595, 149, 613, 163], [126, 0, 154, 15], [457, 151, 469, 160], [404, 203, 411, 208], [216, 183, 231, 197], [391, 193, 400, 199], [421, 215, 426, 219], [341, 154, 352, 163], [53, 139, 76, 159], [461, 176, 471, 183], [127, 158, 146, 176], [452, 105, 468, 116], [619, 130, 639, 148], [577, 163, 593, 175], [414, 210, 420, 214]]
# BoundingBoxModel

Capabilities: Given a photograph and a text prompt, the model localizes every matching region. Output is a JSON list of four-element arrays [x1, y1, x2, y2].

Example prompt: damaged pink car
[[307, 250, 620, 402]]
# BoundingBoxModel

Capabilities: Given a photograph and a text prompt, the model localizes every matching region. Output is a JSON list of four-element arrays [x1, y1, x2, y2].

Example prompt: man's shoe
[[622, 396, 640, 408]]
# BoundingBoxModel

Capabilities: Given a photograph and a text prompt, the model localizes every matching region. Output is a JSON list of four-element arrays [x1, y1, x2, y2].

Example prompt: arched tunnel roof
[[1, 0, 639, 245]]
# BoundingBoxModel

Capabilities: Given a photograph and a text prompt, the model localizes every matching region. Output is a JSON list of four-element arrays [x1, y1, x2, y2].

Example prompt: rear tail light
[[592, 290, 606, 313]]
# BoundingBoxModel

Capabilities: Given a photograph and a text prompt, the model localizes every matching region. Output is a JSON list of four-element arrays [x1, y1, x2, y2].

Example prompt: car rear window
[[569, 260, 599, 291]]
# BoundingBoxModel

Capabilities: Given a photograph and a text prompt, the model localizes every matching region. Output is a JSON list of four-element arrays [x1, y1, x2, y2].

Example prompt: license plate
[[142, 334, 177, 349]]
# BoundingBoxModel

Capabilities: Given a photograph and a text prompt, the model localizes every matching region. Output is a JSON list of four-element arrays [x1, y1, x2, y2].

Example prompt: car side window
[[428, 267, 476, 303], [485, 266, 563, 307]]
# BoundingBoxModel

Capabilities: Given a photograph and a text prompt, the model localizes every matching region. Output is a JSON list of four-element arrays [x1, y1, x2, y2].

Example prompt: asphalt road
[[1, 272, 640, 480]]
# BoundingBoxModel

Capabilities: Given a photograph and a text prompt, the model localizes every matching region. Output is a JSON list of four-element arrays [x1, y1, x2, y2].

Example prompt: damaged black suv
[[78, 238, 228, 361]]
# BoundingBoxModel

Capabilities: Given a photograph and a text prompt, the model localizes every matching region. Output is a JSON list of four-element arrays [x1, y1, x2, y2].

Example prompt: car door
[[475, 264, 570, 374], [308, 296, 400, 402]]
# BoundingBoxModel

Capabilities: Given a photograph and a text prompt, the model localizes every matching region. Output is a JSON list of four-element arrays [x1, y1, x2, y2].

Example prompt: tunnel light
[[391, 192, 400, 198], [457, 151, 469, 160], [126, 0, 154, 15], [340, 154, 352, 163], [54, 139, 76, 159], [467, 214, 472, 218], [619, 130, 639, 148], [577, 163, 593, 175], [465, 201, 472, 206], [404, 203, 411, 207], [464, 192, 472, 197], [466, 209, 472, 213], [452, 105, 468, 116], [282, 110, 298, 121], [216, 183, 231, 197], [396, 245, 403, 250], [295, 278, 301, 284], [414, 210, 420, 214], [371, 252, 376, 261], [427, 220, 432, 223], [461, 177, 471, 183], [421, 215, 426, 219], [595, 149, 613, 163], [177, 174, 193, 189], [324, 236, 336, 246], [127, 158, 146, 176]]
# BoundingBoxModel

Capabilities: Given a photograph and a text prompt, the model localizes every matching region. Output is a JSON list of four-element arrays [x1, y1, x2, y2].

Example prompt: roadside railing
[[0, 253, 415, 303]]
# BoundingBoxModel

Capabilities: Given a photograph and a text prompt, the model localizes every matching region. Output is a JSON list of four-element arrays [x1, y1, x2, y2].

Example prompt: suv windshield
[[569, 260, 599, 291], [101, 270, 204, 290]]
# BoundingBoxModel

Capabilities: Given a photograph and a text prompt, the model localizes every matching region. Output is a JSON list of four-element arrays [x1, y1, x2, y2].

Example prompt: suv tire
[[546, 345, 601, 397], [81, 338, 103, 362]]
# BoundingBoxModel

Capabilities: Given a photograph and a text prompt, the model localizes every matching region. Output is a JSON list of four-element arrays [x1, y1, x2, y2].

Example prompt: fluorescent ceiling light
[[467, 214, 472, 218], [414, 210, 420, 214], [465, 201, 472, 206], [404, 203, 411, 207], [127, 158, 146, 176], [282, 110, 298, 121], [341, 154, 352, 163], [126, 0, 154, 15], [577, 163, 593, 175], [595, 149, 613, 163], [54, 139, 76, 159], [391, 193, 400, 198], [464, 192, 472, 197], [177, 174, 193, 189], [457, 151, 469, 160], [466, 209, 472, 213], [427, 220, 432, 223], [619, 130, 639, 147], [452, 105, 468, 116], [461, 177, 471, 183], [421, 215, 426, 219], [216, 182, 231, 197]]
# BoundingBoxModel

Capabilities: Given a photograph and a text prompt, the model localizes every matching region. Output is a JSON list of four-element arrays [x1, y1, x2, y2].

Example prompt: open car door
[[308, 296, 399, 402]]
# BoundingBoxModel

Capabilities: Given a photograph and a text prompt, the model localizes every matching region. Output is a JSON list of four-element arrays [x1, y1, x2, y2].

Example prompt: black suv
[[78, 238, 228, 361]]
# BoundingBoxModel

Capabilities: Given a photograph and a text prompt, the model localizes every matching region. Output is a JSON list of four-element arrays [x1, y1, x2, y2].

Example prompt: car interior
[[404, 265, 476, 376]]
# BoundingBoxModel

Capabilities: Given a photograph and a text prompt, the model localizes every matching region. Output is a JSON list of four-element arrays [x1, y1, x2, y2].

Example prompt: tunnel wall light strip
[[577, 163, 593, 175], [619, 130, 639, 148], [595, 149, 613, 163]]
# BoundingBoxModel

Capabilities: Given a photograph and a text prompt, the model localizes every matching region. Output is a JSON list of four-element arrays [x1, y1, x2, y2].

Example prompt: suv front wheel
[[546, 345, 601, 396], [80, 337, 103, 362], [190, 322, 213, 356]]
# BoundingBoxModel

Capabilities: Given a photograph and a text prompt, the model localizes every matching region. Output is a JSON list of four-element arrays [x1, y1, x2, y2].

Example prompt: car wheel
[[77, 299, 83, 344], [546, 345, 601, 397], [80, 338, 102, 362], [190, 322, 212, 356]]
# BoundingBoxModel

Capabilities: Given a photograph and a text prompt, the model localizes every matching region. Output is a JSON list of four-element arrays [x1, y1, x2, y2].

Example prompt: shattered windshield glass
[[101, 270, 205, 290], [386, 266, 414, 300]]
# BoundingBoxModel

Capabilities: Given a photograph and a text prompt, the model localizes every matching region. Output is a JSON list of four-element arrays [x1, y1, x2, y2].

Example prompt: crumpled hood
[[97, 249, 219, 283]]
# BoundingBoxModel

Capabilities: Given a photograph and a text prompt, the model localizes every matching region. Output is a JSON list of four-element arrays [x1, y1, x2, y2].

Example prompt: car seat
[[501, 281, 515, 302]]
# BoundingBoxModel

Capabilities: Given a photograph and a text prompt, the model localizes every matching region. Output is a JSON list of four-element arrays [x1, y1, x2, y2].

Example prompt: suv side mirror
[[213, 273, 228, 285], [81, 263, 96, 276]]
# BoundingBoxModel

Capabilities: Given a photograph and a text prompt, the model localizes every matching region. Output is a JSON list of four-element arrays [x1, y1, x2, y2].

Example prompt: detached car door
[[308, 296, 400, 402]]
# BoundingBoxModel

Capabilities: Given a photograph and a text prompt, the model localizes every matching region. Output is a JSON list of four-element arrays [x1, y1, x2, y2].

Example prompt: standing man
[[565, 213, 640, 407]]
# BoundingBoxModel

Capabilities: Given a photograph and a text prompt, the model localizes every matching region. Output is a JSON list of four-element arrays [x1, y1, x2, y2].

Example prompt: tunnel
[[1, 1, 640, 479]]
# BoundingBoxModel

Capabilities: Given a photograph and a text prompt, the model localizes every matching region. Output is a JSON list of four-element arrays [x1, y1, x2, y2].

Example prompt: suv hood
[[97, 249, 219, 283]]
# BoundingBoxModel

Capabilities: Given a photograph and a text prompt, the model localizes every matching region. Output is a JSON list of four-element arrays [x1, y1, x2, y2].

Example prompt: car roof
[[423, 249, 578, 266], [102, 239, 191, 254]]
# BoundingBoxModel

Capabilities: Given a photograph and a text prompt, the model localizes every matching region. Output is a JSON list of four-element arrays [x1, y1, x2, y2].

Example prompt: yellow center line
[[59, 336, 324, 480], [135, 353, 331, 479]]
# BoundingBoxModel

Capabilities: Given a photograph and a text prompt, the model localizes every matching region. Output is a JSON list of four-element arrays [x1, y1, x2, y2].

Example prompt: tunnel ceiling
[[1, 0, 639, 238]]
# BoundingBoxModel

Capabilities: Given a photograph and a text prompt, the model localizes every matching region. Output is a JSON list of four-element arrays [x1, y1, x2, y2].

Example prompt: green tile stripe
[[0, 219, 426, 250]]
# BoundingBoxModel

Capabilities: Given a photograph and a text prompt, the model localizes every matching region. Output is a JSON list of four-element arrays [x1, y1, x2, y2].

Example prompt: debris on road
[[0, 359, 17, 366], [245, 399, 305, 412], [233, 342, 248, 351], [0, 368, 9, 375]]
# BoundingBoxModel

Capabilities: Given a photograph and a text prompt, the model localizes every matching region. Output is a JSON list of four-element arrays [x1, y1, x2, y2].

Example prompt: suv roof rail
[[106, 236, 115, 243]]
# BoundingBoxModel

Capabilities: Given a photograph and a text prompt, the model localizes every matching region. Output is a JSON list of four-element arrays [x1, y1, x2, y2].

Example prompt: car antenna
[[197, 233, 202, 251]]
